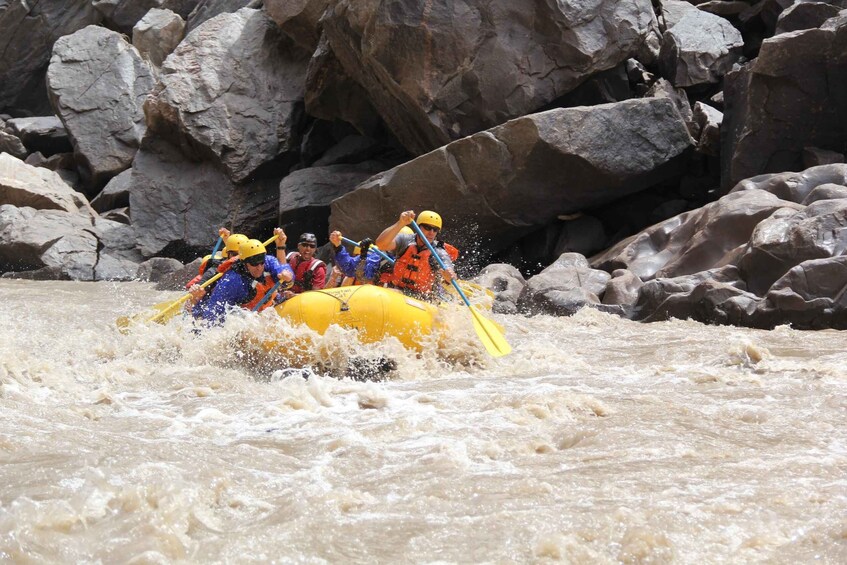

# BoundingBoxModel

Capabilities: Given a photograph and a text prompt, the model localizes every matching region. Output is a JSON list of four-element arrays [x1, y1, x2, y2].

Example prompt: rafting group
[[119, 209, 510, 357], [185, 210, 458, 323]]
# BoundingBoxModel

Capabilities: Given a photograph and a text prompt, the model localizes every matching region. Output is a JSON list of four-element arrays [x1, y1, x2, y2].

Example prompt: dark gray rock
[[775, 2, 842, 35], [722, 15, 847, 189], [317, 0, 659, 155], [0, 130, 27, 159], [473, 263, 526, 315], [518, 253, 612, 316], [738, 198, 847, 295], [591, 189, 802, 281], [0, 204, 141, 280], [658, 0, 744, 87], [91, 170, 132, 213], [47, 26, 155, 192], [156, 257, 202, 290], [693, 102, 722, 157], [93, 0, 200, 34], [0, 1, 101, 114], [331, 98, 694, 256], [145, 8, 311, 183], [136, 257, 185, 282], [802, 147, 845, 168], [729, 164, 847, 204], [632, 265, 759, 324], [4, 117, 72, 156]]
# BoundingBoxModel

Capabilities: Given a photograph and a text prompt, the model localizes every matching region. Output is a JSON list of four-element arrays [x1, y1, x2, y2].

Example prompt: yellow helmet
[[225, 233, 249, 255], [238, 239, 266, 262], [417, 210, 442, 230], [399, 226, 414, 235]]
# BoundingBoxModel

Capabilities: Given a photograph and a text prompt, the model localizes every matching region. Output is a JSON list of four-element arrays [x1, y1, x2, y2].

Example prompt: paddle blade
[[468, 305, 512, 357]]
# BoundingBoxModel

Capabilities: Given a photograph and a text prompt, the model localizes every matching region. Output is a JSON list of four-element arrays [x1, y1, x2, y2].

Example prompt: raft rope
[[311, 285, 368, 312]]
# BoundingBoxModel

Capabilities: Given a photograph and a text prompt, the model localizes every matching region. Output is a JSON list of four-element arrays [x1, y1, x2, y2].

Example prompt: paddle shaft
[[340, 236, 395, 264], [409, 221, 470, 307], [150, 271, 224, 322]]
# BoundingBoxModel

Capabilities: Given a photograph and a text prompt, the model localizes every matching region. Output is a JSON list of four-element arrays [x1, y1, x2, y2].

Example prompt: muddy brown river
[[0, 280, 845, 563]]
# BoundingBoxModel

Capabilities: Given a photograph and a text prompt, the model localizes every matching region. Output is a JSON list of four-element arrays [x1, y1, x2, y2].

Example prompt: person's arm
[[333, 246, 359, 277], [375, 210, 415, 252], [273, 227, 287, 262]]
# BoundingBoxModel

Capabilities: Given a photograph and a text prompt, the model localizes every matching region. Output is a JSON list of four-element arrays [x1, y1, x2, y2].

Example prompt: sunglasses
[[243, 254, 265, 266], [419, 224, 439, 233], [299, 242, 316, 248]]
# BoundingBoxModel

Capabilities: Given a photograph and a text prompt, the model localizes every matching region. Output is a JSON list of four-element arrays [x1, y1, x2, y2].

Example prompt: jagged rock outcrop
[[185, 0, 254, 31], [92, 0, 200, 34], [133, 8, 186, 68], [0, 205, 141, 280], [775, 2, 843, 34], [47, 26, 155, 193], [316, 0, 660, 155], [331, 97, 693, 250], [144, 8, 311, 183], [0, 0, 101, 114], [658, 0, 744, 88], [0, 153, 91, 214], [90, 170, 132, 214], [722, 13, 847, 189]]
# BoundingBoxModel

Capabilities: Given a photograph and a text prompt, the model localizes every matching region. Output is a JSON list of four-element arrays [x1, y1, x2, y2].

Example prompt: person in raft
[[190, 233, 294, 323], [185, 228, 249, 290], [374, 210, 458, 301], [281, 232, 327, 300], [327, 230, 382, 286]]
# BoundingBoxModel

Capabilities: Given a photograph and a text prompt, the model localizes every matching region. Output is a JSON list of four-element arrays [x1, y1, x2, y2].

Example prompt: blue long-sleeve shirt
[[333, 246, 384, 282], [196, 256, 293, 323]]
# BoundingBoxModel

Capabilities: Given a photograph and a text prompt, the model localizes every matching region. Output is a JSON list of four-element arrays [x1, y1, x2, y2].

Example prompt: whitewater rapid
[[0, 280, 845, 563]]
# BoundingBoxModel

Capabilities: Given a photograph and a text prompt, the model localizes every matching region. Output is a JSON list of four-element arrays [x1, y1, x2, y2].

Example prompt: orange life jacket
[[239, 269, 279, 312], [384, 243, 438, 293]]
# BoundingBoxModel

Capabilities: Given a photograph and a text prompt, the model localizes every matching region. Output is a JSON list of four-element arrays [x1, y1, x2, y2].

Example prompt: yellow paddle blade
[[468, 305, 512, 357], [116, 272, 224, 332]]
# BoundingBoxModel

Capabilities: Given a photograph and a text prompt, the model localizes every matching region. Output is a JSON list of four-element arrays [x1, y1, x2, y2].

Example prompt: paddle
[[341, 236, 394, 264], [117, 235, 280, 331], [409, 220, 511, 357], [251, 279, 284, 311]]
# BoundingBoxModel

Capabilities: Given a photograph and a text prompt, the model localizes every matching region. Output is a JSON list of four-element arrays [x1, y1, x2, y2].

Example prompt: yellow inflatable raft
[[273, 285, 439, 351]]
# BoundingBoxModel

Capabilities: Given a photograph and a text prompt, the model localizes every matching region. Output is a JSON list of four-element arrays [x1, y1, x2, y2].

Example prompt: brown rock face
[[315, 0, 658, 155], [330, 98, 693, 252]]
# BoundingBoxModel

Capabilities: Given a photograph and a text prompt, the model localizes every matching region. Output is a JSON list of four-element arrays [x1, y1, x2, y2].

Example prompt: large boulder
[[129, 137, 281, 258], [316, 0, 659, 155], [517, 253, 611, 316], [92, 0, 201, 34], [185, 0, 254, 32], [279, 161, 388, 241], [658, 0, 744, 87], [145, 8, 311, 183], [722, 14, 847, 189], [632, 266, 760, 325], [473, 263, 526, 315], [0, 153, 91, 214], [729, 164, 847, 204], [738, 198, 847, 295], [4, 117, 72, 156], [47, 26, 155, 193], [0, 205, 141, 280], [331, 97, 693, 252], [90, 169, 132, 213], [133, 8, 186, 68], [591, 189, 803, 281], [0, 0, 101, 114]]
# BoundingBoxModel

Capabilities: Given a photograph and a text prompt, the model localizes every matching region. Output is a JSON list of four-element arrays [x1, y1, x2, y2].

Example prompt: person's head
[[225, 233, 249, 258], [298, 233, 317, 259], [399, 226, 414, 236], [416, 210, 442, 243], [239, 239, 267, 277]]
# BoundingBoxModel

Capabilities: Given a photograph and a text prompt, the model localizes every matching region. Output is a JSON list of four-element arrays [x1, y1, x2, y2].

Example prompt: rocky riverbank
[[1, 0, 846, 328]]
